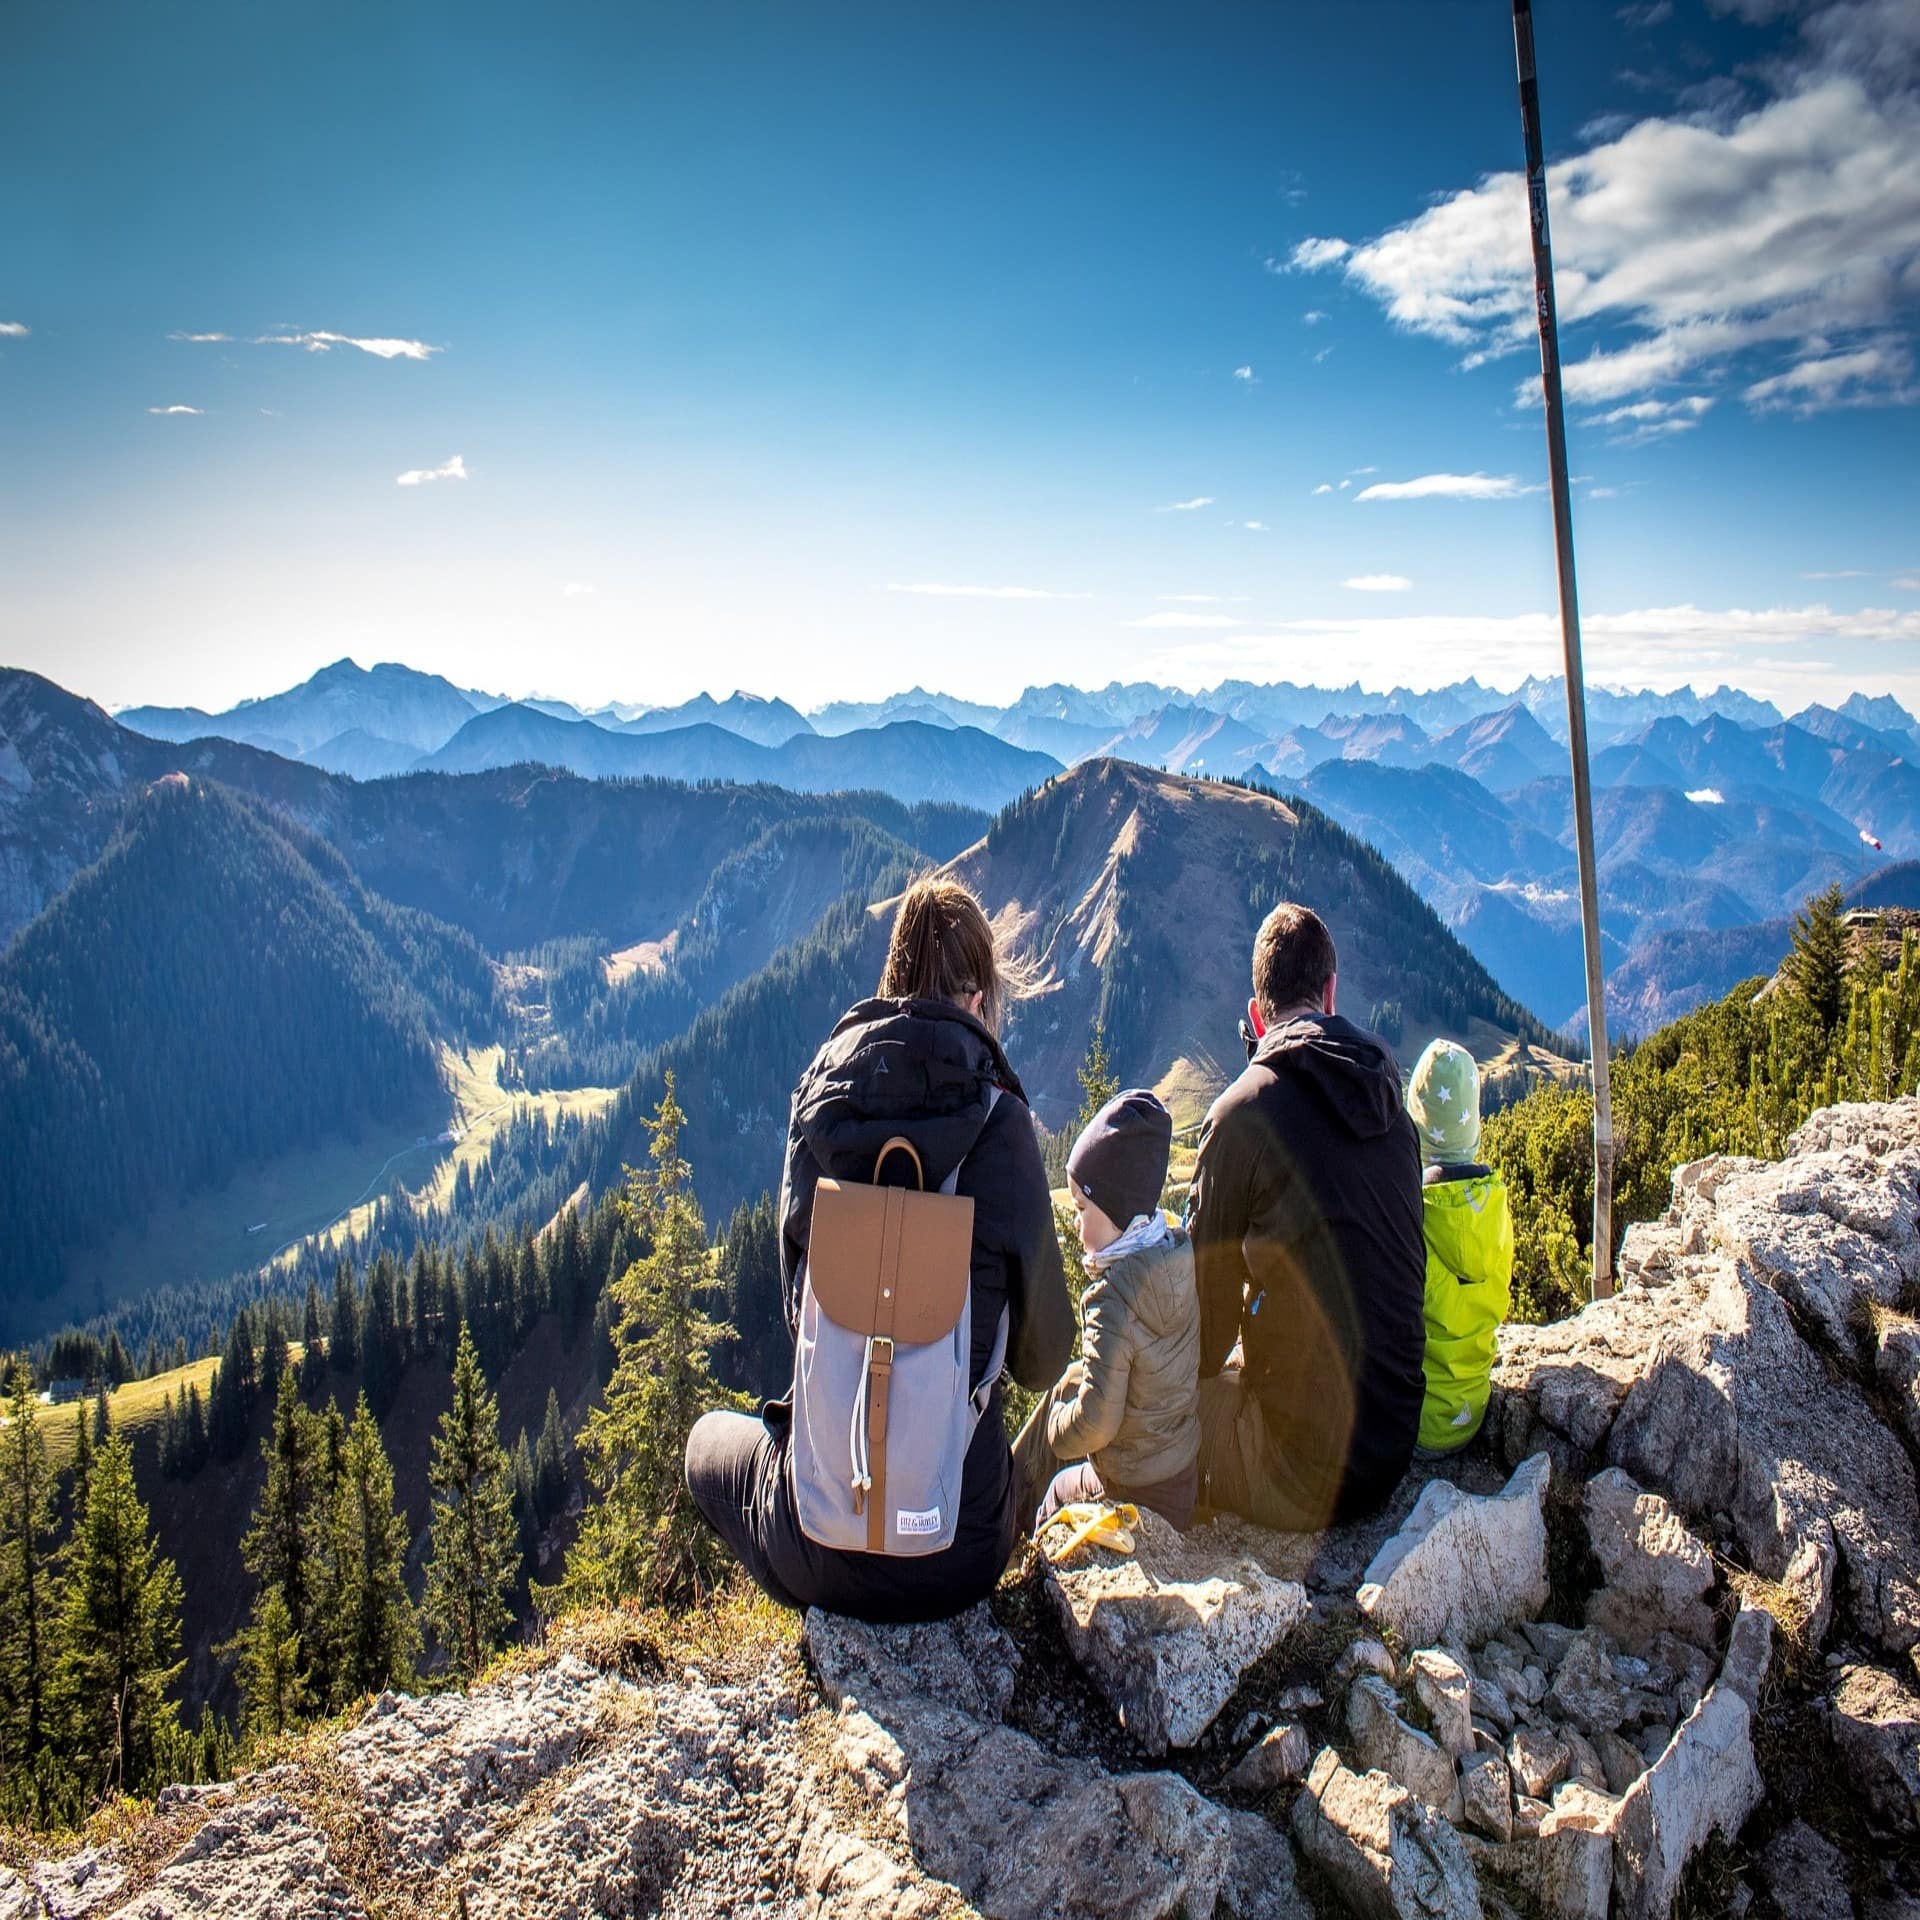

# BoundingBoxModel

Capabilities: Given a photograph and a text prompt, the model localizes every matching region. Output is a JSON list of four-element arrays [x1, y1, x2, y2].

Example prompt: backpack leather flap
[[808, 1180, 975, 1344]]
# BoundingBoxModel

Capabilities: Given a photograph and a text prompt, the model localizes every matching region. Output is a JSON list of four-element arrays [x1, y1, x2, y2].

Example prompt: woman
[[684, 877, 1073, 1622]]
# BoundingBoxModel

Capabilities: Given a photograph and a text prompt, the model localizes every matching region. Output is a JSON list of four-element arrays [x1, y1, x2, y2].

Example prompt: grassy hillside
[[46, 1045, 619, 1344]]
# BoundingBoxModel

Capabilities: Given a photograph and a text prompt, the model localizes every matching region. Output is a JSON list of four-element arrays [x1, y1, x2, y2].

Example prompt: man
[[1187, 902, 1426, 1531]]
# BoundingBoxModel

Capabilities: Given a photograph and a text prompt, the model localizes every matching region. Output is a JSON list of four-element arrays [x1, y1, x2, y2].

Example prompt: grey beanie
[[1067, 1089, 1173, 1229]]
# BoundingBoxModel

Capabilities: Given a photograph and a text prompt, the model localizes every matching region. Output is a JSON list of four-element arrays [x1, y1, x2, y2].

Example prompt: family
[[683, 876, 1514, 1623]]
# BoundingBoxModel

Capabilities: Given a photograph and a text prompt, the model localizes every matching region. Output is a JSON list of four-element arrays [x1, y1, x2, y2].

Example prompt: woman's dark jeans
[[684, 1406, 1019, 1624]]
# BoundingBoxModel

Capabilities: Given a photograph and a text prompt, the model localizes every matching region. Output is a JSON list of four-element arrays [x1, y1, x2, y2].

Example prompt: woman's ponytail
[[879, 877, 1012, 1032]]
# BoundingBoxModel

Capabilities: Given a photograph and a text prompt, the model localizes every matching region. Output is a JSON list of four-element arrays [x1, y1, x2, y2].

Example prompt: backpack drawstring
[[849, 1335, 876, 1512]]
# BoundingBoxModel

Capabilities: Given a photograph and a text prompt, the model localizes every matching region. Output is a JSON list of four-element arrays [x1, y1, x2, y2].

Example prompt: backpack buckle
[[869, 1336, 894, 1368]]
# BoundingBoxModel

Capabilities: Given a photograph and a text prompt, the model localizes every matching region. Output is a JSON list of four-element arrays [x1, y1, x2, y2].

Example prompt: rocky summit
[[12, 1100, 1920, 1917]]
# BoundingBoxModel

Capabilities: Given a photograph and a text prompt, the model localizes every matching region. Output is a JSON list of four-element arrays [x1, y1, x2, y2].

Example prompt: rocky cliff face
[[11, 1101, 1920, 1919]]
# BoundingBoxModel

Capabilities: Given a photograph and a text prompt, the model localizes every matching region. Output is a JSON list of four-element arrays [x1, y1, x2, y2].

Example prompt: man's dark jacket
[[1188, 1011, 1426, 1526], [772, 996, 1074, 1618]]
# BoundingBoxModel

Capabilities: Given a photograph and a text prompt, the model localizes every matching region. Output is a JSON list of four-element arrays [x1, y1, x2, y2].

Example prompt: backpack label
[[896, 1506, 942, 1537]]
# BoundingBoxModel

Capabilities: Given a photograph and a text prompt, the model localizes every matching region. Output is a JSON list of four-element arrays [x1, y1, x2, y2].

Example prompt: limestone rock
[[1755, 1819, 1852, 1920], [1513, 1795, 1549, 1840], [1349, 1675, 1464, 1824], [1043, 1507, 1309, 1754], [1717, 1605, 1775, 1709], [1546, 1629, 1629, 1736], [1876, 1313, 1920, 1451], [1825, 1663, 1920, 1837], [830, 1694, 1232, 1919], [1335, 1639, 1399, 1685], [1494, 1113, 1920, 1661], [1610, 1681, 1764, 1920], [1290, 1747, 1483, 1920], [1507, 1725, 1569, 1800], [17, 1850, 125, 1919], [1593, 1729, 1647, 1796], [1217, 1810, 1316, 1920], [332, 1655, 612, 1873], [1224, 1720, 1312, 1795], [805, 1601, 1018, 1721], [1583, 1469, 1717, 1653], [111, 1798, 366, 1920], [1357, 1455, 1551, 1649], [1410, 1649, 1475, 1759], [1460, 1751, 1513, 1842]]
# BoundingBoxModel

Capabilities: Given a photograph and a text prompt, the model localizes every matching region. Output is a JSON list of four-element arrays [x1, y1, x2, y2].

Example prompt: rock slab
[[1357, 1455, 1550, 1649], [1043, 1507, 1309, 1754]]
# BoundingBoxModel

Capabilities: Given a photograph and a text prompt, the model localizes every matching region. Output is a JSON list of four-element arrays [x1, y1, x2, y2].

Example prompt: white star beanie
[[1407, 1038, 1482, 1167]]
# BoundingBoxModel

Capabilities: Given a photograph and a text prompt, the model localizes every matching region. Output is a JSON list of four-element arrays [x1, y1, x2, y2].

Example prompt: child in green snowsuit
[[1405, 1039, 1513, 1453]]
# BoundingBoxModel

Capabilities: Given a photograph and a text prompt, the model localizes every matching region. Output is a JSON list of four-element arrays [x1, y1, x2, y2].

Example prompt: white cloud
[[1338, 478, 1351, 490], [1588, 485, 1623, 498], [1355, 471, 1537, 502], [563, 582, 594, 598], [1744, 340, 1919, 413], [1155, 496, 1215, 512], [884, 582, 1090, 600], [1233, 520, 1271, 532], [1158, 593, 1244, 603], [0, 321, 28, 338], [1125, 611, 1242, 629], [1686, 787, 1727, 804], [1312, 483, 1334, 495], [1232, 365, 1257, 382], [260, 331, 439, 360], [1303, 310, 1329, 325], [1289, 3, 1920, 417], [1582, 395, 1716, 446], [147, 404, 203, 416], [1895, 574, 1920, 592], [1619, 2, 1674, 28], [1345, 574, 1415, 592], [168, 331, 230, 343], [1801, 568, 1872, 579], [1289, 237, 1352, 271], [395, 454, 468, 486], [1350, 465, 1379, 475]]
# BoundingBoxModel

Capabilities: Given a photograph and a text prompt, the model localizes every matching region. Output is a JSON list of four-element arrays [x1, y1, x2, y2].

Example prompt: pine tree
[[0, 1368, 60, 1819], [260, 1315, 290, 1399], [533, 1388, 570, 1522], [70, 1405, 93, 1517], [361, 1258, 403, 1419], [238, 1382, 320, 1681], [329, 1261, 360, 1374], [1074, 1022, 1119, 1133], [299, 1282, 328, 1393], [229, 1588, 306, 1740], [56, 1436, 184, 1796], [324, 1396, 417, 1703], [91, 1382, 111, 1445], [509, 1431, 539, 1578], [422, 1326, 518, 1679], [543, 1075, 741, 1608], [1785, 882, 1852, 1037]]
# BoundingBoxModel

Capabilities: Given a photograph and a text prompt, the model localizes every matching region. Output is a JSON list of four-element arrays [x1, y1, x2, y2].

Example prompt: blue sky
[[2, 0, 1916, 715]]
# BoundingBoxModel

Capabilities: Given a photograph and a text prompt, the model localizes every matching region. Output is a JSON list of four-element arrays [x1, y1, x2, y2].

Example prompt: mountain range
[[1, 665, 1566, 1342], [99, 657, 1920, 1032]]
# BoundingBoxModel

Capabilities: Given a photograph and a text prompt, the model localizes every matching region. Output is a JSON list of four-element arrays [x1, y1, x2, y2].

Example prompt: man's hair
[[1252, 902, 1337, 1021]]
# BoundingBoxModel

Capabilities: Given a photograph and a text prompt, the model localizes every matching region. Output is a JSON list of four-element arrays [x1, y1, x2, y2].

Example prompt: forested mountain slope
[[0, 776, 498, 1322], [582, 760, 1570, 1225]]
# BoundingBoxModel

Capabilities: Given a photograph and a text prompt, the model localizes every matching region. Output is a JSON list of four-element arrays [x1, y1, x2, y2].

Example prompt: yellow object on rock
[[1040, 1501, 1140, 1563]]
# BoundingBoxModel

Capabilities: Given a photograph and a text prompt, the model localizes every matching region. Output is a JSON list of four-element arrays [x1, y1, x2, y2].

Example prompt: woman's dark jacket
[[773, 996, 1074, 1617]]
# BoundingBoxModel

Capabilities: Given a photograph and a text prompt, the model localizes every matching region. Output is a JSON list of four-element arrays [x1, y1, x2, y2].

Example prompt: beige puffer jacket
[[1046, 1228, 1201, 1491]]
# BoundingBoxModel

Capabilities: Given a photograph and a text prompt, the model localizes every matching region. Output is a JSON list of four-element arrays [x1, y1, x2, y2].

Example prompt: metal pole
[[1513, 0, 1614, 1301]]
